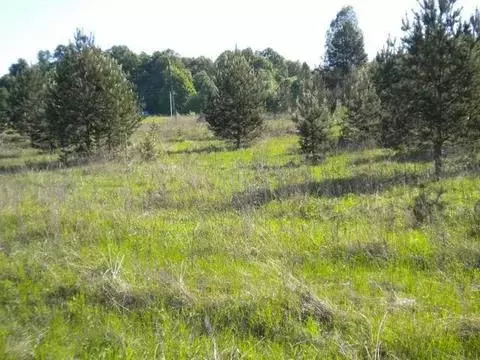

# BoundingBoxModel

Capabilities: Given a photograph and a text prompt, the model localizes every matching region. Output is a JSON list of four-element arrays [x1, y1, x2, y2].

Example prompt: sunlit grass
[[0, 117, 479, 359]]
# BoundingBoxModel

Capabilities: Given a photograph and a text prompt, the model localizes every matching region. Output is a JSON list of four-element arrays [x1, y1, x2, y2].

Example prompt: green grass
[[0, 117, 479, 359]]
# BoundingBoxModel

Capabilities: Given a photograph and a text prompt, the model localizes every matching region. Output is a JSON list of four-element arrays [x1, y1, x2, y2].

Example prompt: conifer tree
[[373, 40, 411, 149], [205, 51, 265, 149], [8, 65, 50, 148], [343, 65, 382, 147], [465, 9, 480, 153], [48, 30, 140, 155], [398, 0, 478, 177], [0, 87, 9, 131], [293, 76, 334, 162]]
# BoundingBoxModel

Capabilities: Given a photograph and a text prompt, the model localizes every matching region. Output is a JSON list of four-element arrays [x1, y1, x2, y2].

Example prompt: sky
[[0, 0, 478, 75]]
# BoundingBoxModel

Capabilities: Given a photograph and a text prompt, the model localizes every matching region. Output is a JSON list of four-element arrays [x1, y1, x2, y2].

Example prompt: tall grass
[[0, 116, 479, 359]]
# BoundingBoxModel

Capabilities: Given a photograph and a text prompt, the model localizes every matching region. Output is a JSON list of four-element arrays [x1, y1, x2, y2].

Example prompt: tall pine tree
[[465, 9, 480, 153], [399, 0, 478, 177]]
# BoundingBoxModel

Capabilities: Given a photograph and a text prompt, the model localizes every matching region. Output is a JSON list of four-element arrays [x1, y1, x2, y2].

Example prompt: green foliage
[[288, 65, 314, 112], [373, 39, 411, 149], [397, 0, 478, 177], [107, 45, 140, 80], [138, 124, 158, 161], [325, 6, 367, 71], [187, 70, 217, 114], [286, 60, 303, 77], [8, 59, 29, 77], [343, 65, 382, 147], [465, 27, 480, 149], [47, 30, 140, 155], [135, 52, 196, 115], [182, 56, 215, 77], [168, 63, 197, 114], [205, 52, 265, 149], [324, 6, 368, 104], [258, 68, 278, 112], [331, 104, 348, 142], [37, 50, 54, 72], [7, 65, 50, 148], [6, 42, 313, 120], [259, 47, 288, 79], [293, 76, 334, 162], [216, 48, 298, 117], [240, 48, 275, 74], [265, 77, 292, 116], [135, 52, 167, 114], [0, 87, 8, 131]]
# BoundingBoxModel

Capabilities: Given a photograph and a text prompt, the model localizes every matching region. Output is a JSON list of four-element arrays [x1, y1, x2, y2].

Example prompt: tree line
[[204, 0, 480, 178], [0, 0, 479, 177]]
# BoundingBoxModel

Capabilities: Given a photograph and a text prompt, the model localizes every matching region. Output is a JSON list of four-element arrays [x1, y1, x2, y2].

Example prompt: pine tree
[[399, 0, 478, 177], [293, 76, 334, 162], [8, 65, 51, 148], [0, 87, 9, 131], [343, 65, 382, 147], [465, 10, 480, 154], [205, 52, 265, 149], [373, 40, 412, 149], [47, 30, 140, 155]]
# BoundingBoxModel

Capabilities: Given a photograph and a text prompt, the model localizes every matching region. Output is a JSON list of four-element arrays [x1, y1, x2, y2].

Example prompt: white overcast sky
[[0, 0, 478, 75]]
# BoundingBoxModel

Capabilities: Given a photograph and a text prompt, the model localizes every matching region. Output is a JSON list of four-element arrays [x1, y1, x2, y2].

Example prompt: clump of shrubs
[[471, 201, 480, 236], [138, 124, 158, 161], [412, 185, 446, 226]]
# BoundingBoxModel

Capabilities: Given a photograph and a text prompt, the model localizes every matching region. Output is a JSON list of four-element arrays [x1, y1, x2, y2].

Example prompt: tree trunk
[[85, 117, 92, 155], [433, 140, 443, 180], [236, 134, 241, 150]]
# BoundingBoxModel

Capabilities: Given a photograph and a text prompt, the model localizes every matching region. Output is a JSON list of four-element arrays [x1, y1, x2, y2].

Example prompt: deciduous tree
[[324, 6, 367, 104]]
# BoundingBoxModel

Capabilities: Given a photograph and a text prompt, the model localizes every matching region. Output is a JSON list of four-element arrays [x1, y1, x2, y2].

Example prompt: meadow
[[0, 116, 479, 359]]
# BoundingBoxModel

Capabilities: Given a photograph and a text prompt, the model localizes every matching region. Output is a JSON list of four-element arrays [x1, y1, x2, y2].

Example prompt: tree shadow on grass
[[166, 144, 227, 155], [353, 150, 433, 166], [232, 164, 480, 210], [0, 153, 21, 160], [165, 137, 216, 144], [0, 157, 91, 176], [248, 160, 303, 171], [232, 171, 427, 209]]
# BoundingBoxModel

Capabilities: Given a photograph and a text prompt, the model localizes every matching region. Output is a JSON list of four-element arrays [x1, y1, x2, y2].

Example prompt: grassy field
[[0, 116, 479, 359]]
